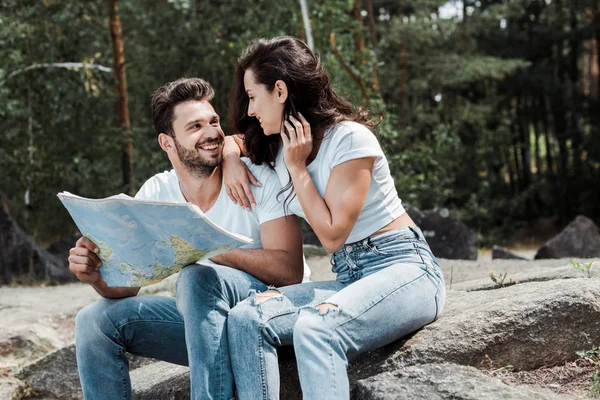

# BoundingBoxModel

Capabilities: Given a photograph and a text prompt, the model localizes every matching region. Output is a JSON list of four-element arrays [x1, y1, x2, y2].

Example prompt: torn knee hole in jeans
[[315, 302, 340, 316], [254, 289, 283, 305]]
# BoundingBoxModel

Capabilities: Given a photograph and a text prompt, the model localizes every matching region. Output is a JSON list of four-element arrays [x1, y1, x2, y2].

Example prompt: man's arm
[[69, 236, 140, 299], [210, 215, 304, 286]]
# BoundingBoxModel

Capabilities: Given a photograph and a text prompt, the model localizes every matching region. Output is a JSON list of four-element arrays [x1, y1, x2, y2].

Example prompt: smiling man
[[68, 78, 307, 400]]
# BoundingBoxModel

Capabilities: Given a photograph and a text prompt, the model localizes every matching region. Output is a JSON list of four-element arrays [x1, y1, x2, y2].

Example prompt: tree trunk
[[108, 0, 134, 195], [364, 0, 380, 92], [353, 0, 366, 54], [517, 96, 531, 189]]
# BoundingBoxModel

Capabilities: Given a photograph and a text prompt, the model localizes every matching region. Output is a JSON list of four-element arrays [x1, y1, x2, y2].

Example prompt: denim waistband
[[334, 225, 426, 257]]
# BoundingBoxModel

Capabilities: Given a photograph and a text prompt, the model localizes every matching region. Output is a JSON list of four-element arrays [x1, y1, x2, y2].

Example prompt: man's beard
[[173, 137, 223, 177]]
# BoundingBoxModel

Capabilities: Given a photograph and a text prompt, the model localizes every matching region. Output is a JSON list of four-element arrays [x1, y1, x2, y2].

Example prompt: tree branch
[[0, 62, 112, 87], [329, 32, 369, 103]]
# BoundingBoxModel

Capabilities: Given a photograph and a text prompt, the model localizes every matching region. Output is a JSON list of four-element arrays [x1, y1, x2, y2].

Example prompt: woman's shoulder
[[326, 120, 373, 138], [324, 120, 380, 151]]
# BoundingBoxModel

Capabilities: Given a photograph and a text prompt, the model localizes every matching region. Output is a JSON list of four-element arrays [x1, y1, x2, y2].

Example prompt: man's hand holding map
[[57, 192, 252, 287]]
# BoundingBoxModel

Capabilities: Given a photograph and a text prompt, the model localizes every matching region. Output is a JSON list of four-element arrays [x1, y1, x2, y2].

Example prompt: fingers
[[283, 120, 298, 145], [241, 181, 257, 208], [69, 244, 102, 269], [246, 168, 261, 187], [77, 236, 99, 253], [297, 113, 312, 143]]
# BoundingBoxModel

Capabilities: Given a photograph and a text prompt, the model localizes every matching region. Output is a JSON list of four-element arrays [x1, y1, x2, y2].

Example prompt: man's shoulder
[[135, 170, 180, 201]]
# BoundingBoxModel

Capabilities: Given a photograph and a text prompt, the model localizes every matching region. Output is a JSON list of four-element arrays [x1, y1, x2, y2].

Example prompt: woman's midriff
[[372, 212, 415, 236]]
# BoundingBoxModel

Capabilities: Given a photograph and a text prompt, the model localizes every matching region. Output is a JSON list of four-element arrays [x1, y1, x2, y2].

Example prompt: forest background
[[1, 0, 599, 248]]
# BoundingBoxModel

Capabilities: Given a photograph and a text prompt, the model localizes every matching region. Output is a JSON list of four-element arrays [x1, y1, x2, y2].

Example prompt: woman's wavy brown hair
[[228, 36, 377, 167]]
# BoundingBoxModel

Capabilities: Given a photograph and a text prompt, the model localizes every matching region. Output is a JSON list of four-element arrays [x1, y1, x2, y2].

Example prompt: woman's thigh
[[307, 261, 443, 357]]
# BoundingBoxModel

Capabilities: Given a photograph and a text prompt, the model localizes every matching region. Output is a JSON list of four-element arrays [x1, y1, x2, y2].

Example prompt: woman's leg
[[227, 280, 344, 400], [293, 261, 444, 400]]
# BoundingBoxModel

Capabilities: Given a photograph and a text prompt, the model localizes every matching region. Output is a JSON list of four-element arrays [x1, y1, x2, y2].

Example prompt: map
[[57, 192, 252, 287]]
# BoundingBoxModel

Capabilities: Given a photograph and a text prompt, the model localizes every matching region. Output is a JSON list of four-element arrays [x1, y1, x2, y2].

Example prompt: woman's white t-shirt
[[273, 121, 405, 244]]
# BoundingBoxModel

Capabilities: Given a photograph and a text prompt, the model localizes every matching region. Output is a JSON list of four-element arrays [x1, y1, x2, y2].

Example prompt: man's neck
[[176, 166, 223, 212]]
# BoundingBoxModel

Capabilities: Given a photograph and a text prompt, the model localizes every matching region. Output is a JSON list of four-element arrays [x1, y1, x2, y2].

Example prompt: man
[[69, 78, 306, 400]]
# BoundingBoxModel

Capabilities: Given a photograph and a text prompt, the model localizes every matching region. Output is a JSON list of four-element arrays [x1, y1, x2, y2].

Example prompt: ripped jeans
[[227, 226, 445, 400]]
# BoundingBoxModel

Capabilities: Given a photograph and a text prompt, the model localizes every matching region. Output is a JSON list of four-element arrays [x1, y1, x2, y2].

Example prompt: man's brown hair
[[151, 78, 215, 137]]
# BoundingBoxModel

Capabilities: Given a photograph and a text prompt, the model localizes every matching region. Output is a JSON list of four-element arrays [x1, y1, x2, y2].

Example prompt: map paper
[[57, 192, 252, 287]]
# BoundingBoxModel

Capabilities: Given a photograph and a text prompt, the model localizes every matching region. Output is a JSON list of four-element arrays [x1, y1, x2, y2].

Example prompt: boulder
[[535, 216, 600, 259], [0, 193, 73, 285], [280, 278, 600, 398], [18, 279, 600, 399], [15, 343, 155, 399], [131, 362, 189, 400], [353, 363, 562, 400], [492, 246, 527, 260], [406, 207, 478, 260]]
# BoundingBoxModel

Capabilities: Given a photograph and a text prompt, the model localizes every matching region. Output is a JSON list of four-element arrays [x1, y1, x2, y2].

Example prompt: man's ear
[[274, 80, 288, 104], [158, 133, 174, 152]]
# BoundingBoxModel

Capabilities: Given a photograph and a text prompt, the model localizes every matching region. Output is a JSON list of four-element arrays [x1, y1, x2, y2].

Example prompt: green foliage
[[489, 272, 517, 288], [569, 261, 600, 279], [1, 0, 599, 248], [576, 346, 600, 398]]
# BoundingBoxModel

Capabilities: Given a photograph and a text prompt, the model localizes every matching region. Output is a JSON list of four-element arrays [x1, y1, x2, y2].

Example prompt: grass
[[576, 346, 600, 398], [570, 261, 600, 279], [489, 272, 517, 288]]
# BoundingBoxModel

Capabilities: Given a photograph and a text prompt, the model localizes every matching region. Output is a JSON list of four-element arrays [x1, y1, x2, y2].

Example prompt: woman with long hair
[[223, 36, 445, 400]]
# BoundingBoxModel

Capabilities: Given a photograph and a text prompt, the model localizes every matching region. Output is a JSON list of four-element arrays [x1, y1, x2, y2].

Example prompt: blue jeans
[[75, 264, 268, 400], [227, 226, 445, 400]]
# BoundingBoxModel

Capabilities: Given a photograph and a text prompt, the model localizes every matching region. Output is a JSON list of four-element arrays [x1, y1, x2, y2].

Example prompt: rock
[[451, 264, 589, 291], [492, 246, 527, 260], [353, 363, 562, 400], [406, 207, 478, 260], [15, 343, 155, 399], [131, 362, 189, 400], [19, 278, 600, 399], [279, 278, 600, 398], [0, 192, 73, 285], [535, 215, 600, 259]]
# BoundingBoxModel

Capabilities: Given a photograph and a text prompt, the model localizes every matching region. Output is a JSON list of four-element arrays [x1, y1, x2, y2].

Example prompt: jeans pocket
[[369, 239, 416, 257]]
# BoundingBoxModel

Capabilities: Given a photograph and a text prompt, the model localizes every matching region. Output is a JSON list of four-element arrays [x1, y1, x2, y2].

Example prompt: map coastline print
[[57, 192, 252, 287]]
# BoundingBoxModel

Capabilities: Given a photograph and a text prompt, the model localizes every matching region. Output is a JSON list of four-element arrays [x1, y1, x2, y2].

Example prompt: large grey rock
[[492, 245, 527, 260], [353, 363, 562, 400], [384, 278, 600, 371], [535, 215, 600, 259], [18, 279, 600, 399], [280, 278, 600, 398], [16, 343, 155, 399], [131, 362, 189, 400], [406, 207, 478, 260], [0, 192, 72, 285]]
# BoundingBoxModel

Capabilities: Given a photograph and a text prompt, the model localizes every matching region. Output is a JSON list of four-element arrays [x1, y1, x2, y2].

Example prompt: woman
[[223, 36, 445, 400]]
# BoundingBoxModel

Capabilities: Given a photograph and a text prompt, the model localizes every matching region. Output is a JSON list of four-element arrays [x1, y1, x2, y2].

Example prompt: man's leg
[[75, 295, 188, 400], [175, 264, 268, 400]]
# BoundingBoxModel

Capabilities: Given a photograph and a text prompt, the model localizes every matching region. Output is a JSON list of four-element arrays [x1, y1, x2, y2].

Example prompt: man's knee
[[75, 298, 118, 343]]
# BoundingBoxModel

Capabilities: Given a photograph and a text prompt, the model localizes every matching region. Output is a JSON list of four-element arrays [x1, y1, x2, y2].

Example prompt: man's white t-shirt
[[136, 158, 311, 281]]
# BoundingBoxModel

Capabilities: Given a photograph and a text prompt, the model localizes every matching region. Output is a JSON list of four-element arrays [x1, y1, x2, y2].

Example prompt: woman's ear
[[274, 80, 288, 104]]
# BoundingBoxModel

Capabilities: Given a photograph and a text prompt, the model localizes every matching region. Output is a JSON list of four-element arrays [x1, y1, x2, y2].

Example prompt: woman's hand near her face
[[282, 113, 313, 172], [222, 136, 261, 209]]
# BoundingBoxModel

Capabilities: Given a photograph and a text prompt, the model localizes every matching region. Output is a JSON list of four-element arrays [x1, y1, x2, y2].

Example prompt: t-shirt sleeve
[[329, 122, 383, 168], [245, 160, 288, 225], [135, 178, 158, 201]]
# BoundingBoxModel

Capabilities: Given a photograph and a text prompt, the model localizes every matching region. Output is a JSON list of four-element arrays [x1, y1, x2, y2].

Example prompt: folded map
[[57, 192, 252, 287]]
